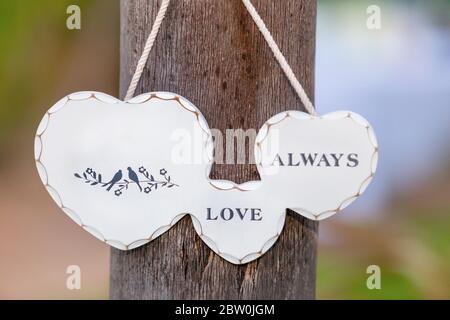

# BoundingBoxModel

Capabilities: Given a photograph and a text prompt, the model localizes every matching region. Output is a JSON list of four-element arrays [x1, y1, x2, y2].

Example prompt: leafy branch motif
[[75, 166, 179, 197]]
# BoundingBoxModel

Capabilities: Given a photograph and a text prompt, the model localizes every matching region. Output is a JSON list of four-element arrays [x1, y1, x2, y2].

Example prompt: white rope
[[125, 0, 316, 116], [241, 0, 316, 115], [125, 0, 171, 101]]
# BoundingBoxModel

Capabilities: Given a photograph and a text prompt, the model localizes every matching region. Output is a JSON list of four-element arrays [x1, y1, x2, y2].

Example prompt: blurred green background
[[0, 0, 449, 299]]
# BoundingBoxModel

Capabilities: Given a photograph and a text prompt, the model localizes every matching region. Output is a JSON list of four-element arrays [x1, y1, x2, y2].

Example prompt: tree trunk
[[111, 0, 318, 300]]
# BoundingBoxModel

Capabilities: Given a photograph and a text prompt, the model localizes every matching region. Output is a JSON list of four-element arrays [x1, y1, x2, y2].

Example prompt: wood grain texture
[[111, 0, 318, 300]]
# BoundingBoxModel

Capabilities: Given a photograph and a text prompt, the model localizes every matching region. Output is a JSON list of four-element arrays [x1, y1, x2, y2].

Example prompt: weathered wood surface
[[111, 0, 318, 300]]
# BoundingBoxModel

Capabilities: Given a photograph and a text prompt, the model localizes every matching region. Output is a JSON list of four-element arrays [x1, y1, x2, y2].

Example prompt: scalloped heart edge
[[35, 91, 378, 265]]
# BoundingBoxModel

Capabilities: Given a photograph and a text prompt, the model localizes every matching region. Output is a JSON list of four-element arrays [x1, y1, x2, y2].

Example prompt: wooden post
[[111, 0, 318, 300]]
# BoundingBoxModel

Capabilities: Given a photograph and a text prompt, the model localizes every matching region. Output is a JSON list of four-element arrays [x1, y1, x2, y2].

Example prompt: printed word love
[[206, 208, 263, 222]]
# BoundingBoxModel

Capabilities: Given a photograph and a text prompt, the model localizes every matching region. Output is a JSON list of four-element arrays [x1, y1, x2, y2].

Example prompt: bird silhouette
[[127, 167, 142, 192], [102, 170, 123, 191]]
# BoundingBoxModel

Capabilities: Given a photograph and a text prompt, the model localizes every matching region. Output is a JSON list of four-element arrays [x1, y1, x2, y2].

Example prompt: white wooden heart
[[35, 92, 213, 250], [35, 91, 378, 264], [256, 111, 378, 221]]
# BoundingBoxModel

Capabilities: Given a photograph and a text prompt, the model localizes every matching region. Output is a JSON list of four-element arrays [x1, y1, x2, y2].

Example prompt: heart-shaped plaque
[[35, 91, 378, 264]]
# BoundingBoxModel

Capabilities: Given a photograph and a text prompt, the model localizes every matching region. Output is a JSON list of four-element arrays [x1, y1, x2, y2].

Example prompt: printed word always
[[272, 153, 359, 167]]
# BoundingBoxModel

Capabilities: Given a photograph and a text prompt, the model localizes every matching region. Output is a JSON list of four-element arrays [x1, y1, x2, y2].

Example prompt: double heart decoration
[[35, 0, 378, 264], [35, 91, 378, 264]]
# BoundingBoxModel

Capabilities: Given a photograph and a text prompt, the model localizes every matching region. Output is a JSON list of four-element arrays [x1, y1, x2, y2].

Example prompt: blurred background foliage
[[0, 0, 449, 299]]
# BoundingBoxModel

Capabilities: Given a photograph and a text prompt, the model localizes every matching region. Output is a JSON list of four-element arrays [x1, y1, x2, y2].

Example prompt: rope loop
[[126, 0, 316, 115]]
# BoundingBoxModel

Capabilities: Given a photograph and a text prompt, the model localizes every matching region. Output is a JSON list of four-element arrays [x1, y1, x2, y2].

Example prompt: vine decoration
[[74, 166, 179, 197]]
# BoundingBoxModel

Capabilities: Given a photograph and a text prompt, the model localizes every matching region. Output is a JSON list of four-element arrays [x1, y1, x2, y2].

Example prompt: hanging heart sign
[[35, 91, 378, 264]]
